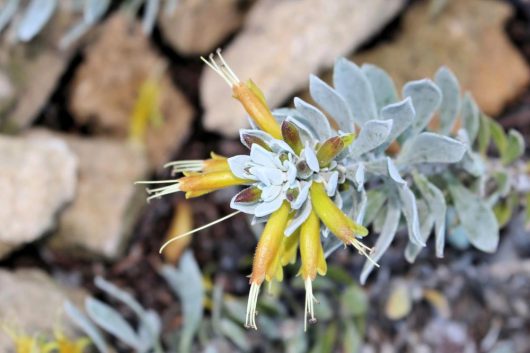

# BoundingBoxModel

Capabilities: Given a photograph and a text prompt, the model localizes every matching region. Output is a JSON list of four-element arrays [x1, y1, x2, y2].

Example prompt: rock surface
[[70, 14, 194, 169], [0, 2, 80, 130], [200, 0, 406, 136], [0, 269, 86, 352], [159, 0, 247, 55], [354, 0, 530, 117], [0, 133, 77, 259], [28, 130, 148, 259]]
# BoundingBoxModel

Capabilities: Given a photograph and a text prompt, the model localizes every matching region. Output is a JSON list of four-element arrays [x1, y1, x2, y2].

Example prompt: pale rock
[[200, 0, 406, 136], [70, 14, 194, 169], [0, 1, 80, 130], [28, 129, 149, 259], [355, 0, 530, 117], [159, 0, 247, 55], [0, 269, 86, 352], [0, 133, 77, 259]]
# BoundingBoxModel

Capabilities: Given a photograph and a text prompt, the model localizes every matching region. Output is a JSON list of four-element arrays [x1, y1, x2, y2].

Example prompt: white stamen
[[135, 179, 181, 184], [350, 239, 379, 267], [304, 278, 318, 332], [159, 211, 241, 253], [245, 282, 261, 330], [201, 49, 240, 88], [146, 183, 182, 202]]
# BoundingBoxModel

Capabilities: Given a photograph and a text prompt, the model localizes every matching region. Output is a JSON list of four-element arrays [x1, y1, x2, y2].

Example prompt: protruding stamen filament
[[245, 282, 261, 330], [201, 48, 240, 88], [310, 182, 377, 265], [159, 211, 241, 253], [304, 278, 318, 332]]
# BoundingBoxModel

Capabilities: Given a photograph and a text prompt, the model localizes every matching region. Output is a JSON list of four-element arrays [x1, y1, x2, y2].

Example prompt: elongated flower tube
[[246, 201, 291, 329], [310, 182, 371, 257], [141, 50, 376, 330], [202, 49, 282, 139], [299, 210, 327, 331]]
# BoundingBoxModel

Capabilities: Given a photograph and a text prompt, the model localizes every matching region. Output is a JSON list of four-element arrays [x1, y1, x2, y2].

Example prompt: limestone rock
[[0, 133, 77, 259], [159, 0, 247, 55], [354, 0, 530, 117], [70, 14, 194, 169], [29, 130, 149, 259], [0, 269, 87, 352], [0, 2, 79, 130], [200, 0, 406, 136]]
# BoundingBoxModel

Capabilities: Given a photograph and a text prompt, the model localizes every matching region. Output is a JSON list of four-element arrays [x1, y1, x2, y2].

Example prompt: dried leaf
[[163, 201, 194, 264], [385, 281, 412, 320]]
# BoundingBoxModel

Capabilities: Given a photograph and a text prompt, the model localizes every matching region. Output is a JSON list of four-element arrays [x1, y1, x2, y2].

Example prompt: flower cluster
[[142, 49, 525, 331], [3, 327, 89, 353], [140, 50, 374, 330]]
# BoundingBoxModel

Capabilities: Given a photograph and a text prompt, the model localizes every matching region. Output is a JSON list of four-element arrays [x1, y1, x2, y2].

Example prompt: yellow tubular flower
[[246, 201, 291, 329], [202, 49, 282, 139], [143, 170, 251, 201], [310, 182, 372, 258], [299, 210, 327, 331]]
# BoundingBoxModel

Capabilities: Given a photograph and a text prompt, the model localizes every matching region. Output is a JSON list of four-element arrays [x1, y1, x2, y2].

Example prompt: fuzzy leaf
[[477, 114, 491, 155], [362, 63, 398, 110], [142, 0, 159, 34], [161, 251, 204, 353], [403, 79, 442, 135], [349, 120, 393, 158], [503, 129, 525, 165], [219, 319, 251, 352], [381, 97, 415, 144], [64, 301, 109, 353], [0, 0, 19, 33], [294, 98, 333, 139], [460, 93, 480, 145], [398, 132, 466, 165], [309, 74, 353, 132], [17, 0, 57, 41], [404, 199, 435, 262], [398, 184, 424, 247], [333, 58, 378, 126], [85, 298, 140, 348], [449, 183, 499, 252], [84, 0, 110, 24], [363, 189, 387, 225], [360, 199, 401, 284], [413, 173, 447, 257], [435, 67, 461, 135]]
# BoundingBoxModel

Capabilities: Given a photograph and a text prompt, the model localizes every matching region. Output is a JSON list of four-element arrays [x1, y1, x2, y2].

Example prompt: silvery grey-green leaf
[[349, 120, 393, 158], [161, 251, 204, 353], [397, 132, 466, 165], [293, 97, 333, 140], [17, 0, 57, 41], [362, 63, 398, 111], [333, 58, 377, 126], [85, 297, 141, 348], [435, 67, 461, 135], [413, 173, 447, 257], [449, 183, 499, 253], [460, 93, 480, 145], [403, 79, 442, 135], [64, 301, 109, 353], [380, 97, 416, 144], [360, 199, 401, 284], [309, 74, 352, 132]]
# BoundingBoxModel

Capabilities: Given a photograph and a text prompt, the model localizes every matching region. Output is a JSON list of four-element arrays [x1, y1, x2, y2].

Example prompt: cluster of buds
[[139, 50, 375, 330]]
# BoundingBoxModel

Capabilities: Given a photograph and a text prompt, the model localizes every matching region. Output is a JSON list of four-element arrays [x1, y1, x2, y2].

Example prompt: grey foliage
[[0, 0, 177, 47], [304, 60, 526, 283]]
